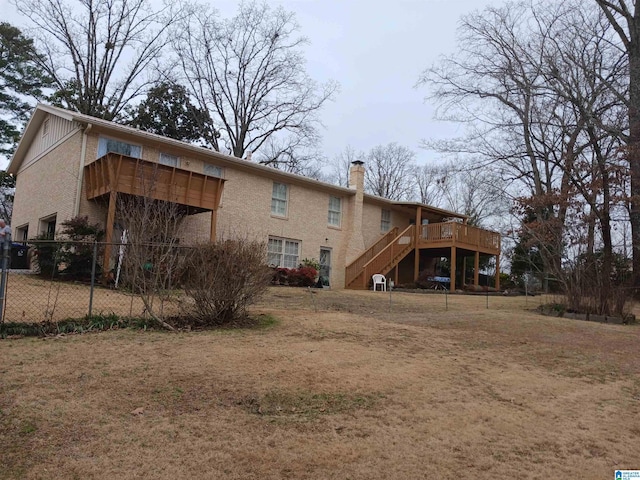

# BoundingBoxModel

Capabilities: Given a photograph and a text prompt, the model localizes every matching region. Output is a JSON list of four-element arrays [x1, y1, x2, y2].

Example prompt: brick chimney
[[348, 160, 364, 191], [346, 160, 366, 262]]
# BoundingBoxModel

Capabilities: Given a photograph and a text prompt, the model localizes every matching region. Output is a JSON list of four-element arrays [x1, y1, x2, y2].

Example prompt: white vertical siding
[[21, 114, 81, 170]]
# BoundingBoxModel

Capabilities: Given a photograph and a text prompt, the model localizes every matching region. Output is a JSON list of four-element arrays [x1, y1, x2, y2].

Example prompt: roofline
[[363, 194, 468, 220], [9, 104, 356, 196], [10, 105, 470, 218]]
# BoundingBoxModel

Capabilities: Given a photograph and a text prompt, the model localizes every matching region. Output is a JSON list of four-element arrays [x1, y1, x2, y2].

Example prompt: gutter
[[74, 122, 92, 216]]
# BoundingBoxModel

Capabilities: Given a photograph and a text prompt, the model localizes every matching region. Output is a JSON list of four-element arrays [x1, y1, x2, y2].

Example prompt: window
[[271, 182, 288, 216], [42, 118, 50, 137], [267, 237, 300, 268], [16, 224, 28, 244], [204, 163, 223, 177], [40, 215, 57, 239], [97, 137, 142, 159], [159, 152, 179, 167], [381, 209, 391, 232], [328, 196, 341, 227]]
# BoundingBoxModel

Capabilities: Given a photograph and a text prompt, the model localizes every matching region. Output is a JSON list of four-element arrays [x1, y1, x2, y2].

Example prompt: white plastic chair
[[372, 274, 386, 292]]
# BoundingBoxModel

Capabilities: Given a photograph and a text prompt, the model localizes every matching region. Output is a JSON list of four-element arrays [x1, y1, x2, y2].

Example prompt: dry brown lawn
[[1, 287, 639, 479]]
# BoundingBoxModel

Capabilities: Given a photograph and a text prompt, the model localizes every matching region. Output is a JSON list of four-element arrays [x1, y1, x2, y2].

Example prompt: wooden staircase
[[345, 225, 416, 289]]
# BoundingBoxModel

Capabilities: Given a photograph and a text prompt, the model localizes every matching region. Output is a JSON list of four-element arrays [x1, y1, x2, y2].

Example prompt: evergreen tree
[[0, 22, 51, 158], [125, 82, 217, 145]]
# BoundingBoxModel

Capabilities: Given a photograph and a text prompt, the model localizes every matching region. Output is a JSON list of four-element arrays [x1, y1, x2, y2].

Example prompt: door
[[319, 248, 331, 287]]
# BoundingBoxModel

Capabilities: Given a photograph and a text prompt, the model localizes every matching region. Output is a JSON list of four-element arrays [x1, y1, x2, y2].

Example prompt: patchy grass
[[0, 287, 638, 479], [242, 390, 382, 418]]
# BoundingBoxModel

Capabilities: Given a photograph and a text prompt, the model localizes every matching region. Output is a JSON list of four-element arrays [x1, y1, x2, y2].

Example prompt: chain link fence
[[0, 239, 189, 324], [1, 238, 622, 326]]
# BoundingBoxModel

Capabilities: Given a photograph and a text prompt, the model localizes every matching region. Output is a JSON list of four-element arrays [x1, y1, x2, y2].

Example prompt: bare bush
[[117, 194, 186, 330], [182, 239, 272, 326], [564, 251, 632, 316]]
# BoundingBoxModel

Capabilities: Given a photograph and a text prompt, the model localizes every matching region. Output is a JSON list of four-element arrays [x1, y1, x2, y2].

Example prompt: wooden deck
[[85, 153, 224, 211], [345, 222, 500, 289], [84, 153, 226, 274], [418, 222, 500, 254]]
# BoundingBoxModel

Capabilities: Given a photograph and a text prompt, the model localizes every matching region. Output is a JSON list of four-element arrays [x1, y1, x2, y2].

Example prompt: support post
[[0, 232, 11, 324], [474, 251, 480, 286], [103, 190, 117, 276], [210, 177, 224, 243], [450, 246, 456, 291], [89, 241, 97, 317], [414, 246, 420, 281], [495, 253, 500, 290]]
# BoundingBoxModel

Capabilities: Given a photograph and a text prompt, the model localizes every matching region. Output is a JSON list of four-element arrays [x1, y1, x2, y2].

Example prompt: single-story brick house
[[7, 104, 500, 289]]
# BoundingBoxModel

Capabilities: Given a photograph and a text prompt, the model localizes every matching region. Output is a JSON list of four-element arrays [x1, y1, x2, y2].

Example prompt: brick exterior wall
[[11, 129, 84, 238], [12, 123, 368, 287], [10, 110, 421, 288]]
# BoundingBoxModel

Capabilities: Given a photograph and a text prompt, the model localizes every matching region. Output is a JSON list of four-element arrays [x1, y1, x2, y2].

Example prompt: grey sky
[[1, 0, 498, 166]]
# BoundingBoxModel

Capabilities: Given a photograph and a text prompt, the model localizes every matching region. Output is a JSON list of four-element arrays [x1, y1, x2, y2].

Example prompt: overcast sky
[[1, 0, 499, 166]]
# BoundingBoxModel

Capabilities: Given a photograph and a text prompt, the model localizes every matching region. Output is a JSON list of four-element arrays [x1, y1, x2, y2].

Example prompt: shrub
[[29, 216, 104, 280], [301, 258, 320, 271], [272, 267, 290, 285], [289, 266, 318, 286], [271, 266, 317, 286], [59, 216, 104, 280], [182, 239, 272, 326], [29, 233, 61, 277]]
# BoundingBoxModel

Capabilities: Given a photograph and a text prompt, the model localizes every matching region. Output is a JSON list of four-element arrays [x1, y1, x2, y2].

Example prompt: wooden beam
[[200, 175, 207, 206], [210, 177, 225, 242], [450, 246, 456, 291], [103, 190, 117, 276]]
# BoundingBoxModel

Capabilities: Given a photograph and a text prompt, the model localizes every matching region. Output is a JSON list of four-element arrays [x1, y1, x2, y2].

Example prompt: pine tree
[[0, 23, 51, 158]]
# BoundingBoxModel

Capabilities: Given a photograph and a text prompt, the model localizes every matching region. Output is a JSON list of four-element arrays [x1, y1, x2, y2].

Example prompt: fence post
[[0, 232, 11, 324], [88, 240, 98, 318]]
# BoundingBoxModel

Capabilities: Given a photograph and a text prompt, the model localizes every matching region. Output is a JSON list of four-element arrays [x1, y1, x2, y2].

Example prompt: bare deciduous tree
[[327, 145, 362, 187], [438, 163, 508, 227], [174, 1, 337, 170], [594, 0, 640, 288], [414, 163, 447, 207], [418, 0, 628, 300], [364, 143, 417, 201], [15, 0, 189, 120]]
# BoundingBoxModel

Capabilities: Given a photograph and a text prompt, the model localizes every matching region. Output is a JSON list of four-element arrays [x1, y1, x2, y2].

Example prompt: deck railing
[[419, 222, 499, 253], [345, 227, 398, 287], [360, 224, 416, 288]]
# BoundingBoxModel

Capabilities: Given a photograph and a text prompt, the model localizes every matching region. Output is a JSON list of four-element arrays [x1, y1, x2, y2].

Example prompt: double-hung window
[[271, 182, 288, 217], [328, 196, 341, 227], [381, 209, 391, 232], [268, 237, 300, 268]]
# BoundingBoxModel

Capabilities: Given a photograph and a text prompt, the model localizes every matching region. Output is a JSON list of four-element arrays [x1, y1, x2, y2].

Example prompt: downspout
[[74, 123, 93, 216]]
